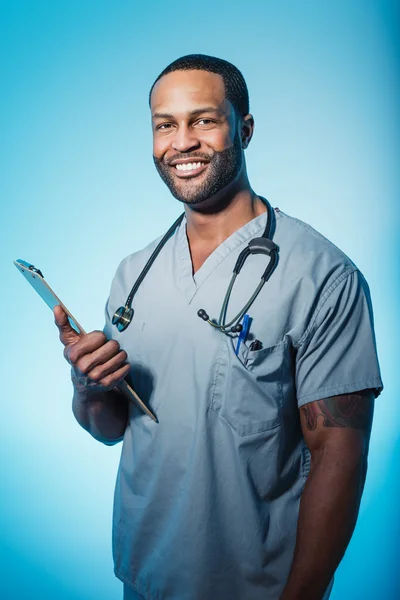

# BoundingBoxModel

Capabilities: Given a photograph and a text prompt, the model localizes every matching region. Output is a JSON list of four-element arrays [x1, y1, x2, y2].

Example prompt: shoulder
[[103, 233, 166, 334], [270, 208, 370, 345], [114, 214, 185, 282], [273, 207, 359, 290], [114, 233, 165, 284], [274, 208, 356, 269]]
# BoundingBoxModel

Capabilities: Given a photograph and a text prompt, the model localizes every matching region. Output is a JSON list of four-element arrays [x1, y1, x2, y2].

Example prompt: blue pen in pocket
[[235, 314, 251, 355]]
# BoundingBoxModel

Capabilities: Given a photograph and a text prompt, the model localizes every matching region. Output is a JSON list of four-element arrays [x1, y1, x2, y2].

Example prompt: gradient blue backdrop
[[1, 1, 399, 598]]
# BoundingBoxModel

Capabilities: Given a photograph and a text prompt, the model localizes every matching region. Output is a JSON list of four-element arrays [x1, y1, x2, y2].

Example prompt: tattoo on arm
[[301, 393, 373, 431]]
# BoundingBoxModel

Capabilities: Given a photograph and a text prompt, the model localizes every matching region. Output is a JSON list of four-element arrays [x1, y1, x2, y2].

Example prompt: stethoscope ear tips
[[231, 323, 243, 333], [197, 309, 209, 321], [112, 306, 134, 332]]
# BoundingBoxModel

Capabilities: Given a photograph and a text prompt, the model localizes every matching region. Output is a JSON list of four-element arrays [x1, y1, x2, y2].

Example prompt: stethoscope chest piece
[[112, 306, 134, 332]]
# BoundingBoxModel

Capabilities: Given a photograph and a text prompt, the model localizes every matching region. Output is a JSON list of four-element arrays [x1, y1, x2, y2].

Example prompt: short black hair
[[149, 54, 249, 117]]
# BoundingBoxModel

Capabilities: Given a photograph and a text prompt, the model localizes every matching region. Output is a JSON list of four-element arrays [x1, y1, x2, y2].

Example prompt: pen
[[235, 314, 251, 355], [249, 339, 263, 351]]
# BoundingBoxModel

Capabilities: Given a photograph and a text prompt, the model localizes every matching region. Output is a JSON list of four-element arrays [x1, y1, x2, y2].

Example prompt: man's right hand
[[53, 305, 131, 394]]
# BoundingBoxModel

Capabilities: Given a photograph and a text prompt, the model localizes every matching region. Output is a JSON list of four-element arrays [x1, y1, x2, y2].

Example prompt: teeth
[[175, 162, 205, 171]]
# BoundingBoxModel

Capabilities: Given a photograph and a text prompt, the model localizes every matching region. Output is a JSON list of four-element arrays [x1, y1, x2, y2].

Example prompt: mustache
[[161, 152, 213, 166]]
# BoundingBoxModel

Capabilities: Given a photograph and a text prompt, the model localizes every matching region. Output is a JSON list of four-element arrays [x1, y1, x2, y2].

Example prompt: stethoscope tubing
[[125, 213, 185, 308], [112, 197, 278, 334]]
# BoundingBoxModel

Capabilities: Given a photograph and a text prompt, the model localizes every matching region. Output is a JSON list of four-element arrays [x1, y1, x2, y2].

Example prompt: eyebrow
[[152, 106, 220, 121]]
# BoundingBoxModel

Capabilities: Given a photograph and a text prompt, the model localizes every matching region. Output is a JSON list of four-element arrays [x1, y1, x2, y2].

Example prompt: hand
[[53, 305, 131, 394]]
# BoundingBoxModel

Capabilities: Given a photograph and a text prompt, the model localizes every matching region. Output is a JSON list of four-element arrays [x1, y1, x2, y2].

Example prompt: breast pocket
[[210, 337, 289, 436]]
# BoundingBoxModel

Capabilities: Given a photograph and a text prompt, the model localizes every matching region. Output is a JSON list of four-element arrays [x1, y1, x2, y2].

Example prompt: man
[[54, 54, 383, 600]]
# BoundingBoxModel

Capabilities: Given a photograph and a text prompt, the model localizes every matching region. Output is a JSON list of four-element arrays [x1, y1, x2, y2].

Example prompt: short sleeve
[[295, 269, 383, 407], [103, 296, 113, 340], [102, 256, 130, 341]]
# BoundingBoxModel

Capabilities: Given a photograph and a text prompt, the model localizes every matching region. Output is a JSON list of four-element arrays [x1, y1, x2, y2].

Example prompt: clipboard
[[13, 259, 157, 423]]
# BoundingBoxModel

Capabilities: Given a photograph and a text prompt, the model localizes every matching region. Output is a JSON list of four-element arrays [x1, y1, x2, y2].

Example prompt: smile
[[175, 161, 207, 172], [171, 161, 209, 178]]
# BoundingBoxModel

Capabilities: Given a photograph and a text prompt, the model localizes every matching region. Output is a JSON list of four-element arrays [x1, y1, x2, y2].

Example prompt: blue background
[[1, 1, 399, 598]]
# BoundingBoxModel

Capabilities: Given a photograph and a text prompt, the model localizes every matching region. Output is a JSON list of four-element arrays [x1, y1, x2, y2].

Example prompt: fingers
[[92, 361, 131, 389], [72, 357, 131, 392], [65, 336, 122, 367], [67, 331, 130, 391], [53, 305, 80, 347], [64, 330, 107, 362], [87, 352, 130, 384], [54, 305, 131, 392], [54, 303, 109, 363], [71, 340, 128, 377]]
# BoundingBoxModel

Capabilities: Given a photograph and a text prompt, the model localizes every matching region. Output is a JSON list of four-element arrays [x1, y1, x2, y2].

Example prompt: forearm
[[280, 446, 367, 600], [72, 385, 129, 445]]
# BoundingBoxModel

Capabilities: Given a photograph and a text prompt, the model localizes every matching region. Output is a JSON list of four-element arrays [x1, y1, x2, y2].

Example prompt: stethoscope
[[112, 197, 279, 335]]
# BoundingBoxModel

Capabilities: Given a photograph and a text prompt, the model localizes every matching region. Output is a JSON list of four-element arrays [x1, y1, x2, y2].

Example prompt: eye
[[156, 123, 173, 131], [196, 118, 216, 127]]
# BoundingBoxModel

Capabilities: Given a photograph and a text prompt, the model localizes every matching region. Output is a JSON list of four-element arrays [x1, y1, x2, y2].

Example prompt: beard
[[153, 130, 243, 206]]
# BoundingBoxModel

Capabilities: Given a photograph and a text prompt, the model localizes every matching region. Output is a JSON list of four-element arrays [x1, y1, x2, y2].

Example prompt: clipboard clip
[[16, 259, 44, 279]]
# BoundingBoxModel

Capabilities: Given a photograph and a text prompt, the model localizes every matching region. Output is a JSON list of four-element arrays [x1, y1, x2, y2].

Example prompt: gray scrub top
[[104, 204, 383, 600]]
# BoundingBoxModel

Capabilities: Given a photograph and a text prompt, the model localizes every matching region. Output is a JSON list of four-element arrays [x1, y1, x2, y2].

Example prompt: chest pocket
[[210, 336, 290, 436]]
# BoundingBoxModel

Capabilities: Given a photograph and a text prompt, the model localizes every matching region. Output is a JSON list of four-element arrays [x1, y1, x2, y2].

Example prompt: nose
[[172, 124, 200, 153]]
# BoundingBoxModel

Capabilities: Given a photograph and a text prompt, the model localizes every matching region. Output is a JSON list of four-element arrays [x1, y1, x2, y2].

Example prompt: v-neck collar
[[176, 210, 271, 304]]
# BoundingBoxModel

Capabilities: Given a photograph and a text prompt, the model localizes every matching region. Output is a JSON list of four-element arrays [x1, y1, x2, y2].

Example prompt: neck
[[184, 176, 266, 248]]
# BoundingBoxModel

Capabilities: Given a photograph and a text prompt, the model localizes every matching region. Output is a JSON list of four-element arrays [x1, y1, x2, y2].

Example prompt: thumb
[[53, 305, 80, 347]]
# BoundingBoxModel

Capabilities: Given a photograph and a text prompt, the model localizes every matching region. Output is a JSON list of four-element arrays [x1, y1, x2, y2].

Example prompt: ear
[[240, 114, 255, 149]]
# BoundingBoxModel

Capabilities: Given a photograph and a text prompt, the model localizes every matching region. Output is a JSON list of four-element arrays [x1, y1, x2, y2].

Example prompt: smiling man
[[54, 55, 383, 600], [152, 69, 244, 208]]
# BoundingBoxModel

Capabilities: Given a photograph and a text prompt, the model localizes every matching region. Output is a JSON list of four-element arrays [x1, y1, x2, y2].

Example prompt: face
[[151, 70, 245, 206]]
